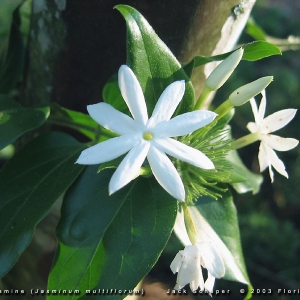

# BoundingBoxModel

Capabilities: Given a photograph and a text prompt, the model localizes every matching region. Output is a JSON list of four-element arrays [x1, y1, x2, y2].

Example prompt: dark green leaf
[[115, 5, 194, 116], [0, 6, 25, 93], [0, 132, 86, 277], [102, 73, 129, 114], [49, 103, 117, 141], [48, 167, 177, 300], [175, 191, 250, 285], [0, 95, 50, 150]]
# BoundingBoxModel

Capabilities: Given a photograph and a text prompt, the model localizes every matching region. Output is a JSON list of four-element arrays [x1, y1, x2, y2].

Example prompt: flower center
[[143, 131, 154, 141]]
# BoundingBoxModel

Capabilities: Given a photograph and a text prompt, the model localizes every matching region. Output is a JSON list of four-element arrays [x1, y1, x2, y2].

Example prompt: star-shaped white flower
[[170, 243, 225, 294], [76, 65, 217, 201], [247, 90, 298, 182]]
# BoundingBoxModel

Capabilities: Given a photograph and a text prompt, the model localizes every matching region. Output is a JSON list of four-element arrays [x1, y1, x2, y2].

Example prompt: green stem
[[231, 132, 260, 150], [182, 203, 198, 244], [214, 99, 233, 119], [193, 85, 212, 110]]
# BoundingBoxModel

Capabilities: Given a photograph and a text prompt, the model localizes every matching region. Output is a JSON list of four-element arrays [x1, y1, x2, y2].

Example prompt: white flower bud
[[229, 76, 273, 106], [206, 48, 244, 90]]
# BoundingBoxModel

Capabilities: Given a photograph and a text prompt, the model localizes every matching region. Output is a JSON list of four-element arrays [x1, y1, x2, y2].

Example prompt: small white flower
[[170, 243, 225, 295], [76, 65, 217, 201], [247, 90, 298, 182]]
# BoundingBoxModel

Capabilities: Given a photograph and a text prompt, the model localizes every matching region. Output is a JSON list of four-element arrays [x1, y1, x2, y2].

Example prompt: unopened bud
[[229, 76, 273, 106], [206, 48, 244, 90]]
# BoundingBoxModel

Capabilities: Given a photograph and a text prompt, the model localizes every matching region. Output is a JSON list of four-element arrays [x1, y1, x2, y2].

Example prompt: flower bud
[[229, 76, 273, 106], [206, 48, 244, 90]]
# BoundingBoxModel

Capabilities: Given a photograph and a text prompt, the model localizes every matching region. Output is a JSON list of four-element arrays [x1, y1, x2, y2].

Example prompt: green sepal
[[0, 132, 86, 278]]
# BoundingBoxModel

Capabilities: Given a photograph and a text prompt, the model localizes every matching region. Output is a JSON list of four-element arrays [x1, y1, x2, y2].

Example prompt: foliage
[[0, 1, 299, 299]]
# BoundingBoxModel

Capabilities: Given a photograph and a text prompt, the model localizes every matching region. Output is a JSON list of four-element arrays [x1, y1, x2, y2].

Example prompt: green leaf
[[242, 41, 281, 61], [227, 149, 263, 194], [102, 73, 129, 114], [246, 19, 267, 41], [115, 5, 194, 116], [0, 95, 50, 150], [49, 103, 117, 141], [48, 167, 177, 300], [192, 41, 281, 68], [0, 132, 86, 278], [0, 5, 25, 93], [174, 191, 250, 285]]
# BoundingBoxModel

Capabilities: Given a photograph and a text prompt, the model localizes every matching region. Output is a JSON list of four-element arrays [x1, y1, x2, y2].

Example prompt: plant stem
[[214, 99, 233, 119], [193, 85, 212, 110], [231, 132, 260, 149]]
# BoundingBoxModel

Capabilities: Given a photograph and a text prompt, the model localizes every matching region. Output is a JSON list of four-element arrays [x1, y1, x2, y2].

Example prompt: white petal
[[249, 98, 259, 125], [204, 272, 216, 295], [87, 103, 142, 135], [75, 135, 138, 165], [118, 65, 148, 126], [258, 142, 269, 172], [170, 250, 184, 274], [147, 80, 185, 127], [190, 271, 205, 292], [246, 121, 258, 133], [258, 90, 266, 124], [147, 146, 185, 201], [109, 140, 149, 194], [260, 109, 297, 134], [153, 110, 217, 138], [263, 134, 299, 151], [153, 138, 215, 169], [196, 242, 225, 278], [176, 245, 201, 289], [262, 142, 288, 180]]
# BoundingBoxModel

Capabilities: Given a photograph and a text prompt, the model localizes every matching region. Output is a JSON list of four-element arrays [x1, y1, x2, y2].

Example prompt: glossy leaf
[[0, 95, 50, 150], [115, 5, 194, 117], [0, 132, 86, 277], [174, 191, 250, 285], [48, 167, 177, 300]]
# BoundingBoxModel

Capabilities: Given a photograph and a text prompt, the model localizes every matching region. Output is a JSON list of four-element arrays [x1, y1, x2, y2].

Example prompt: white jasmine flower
[[170, 243, 225, 294], [76, 65, 217, 201], [247, 90, 298, 182]]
